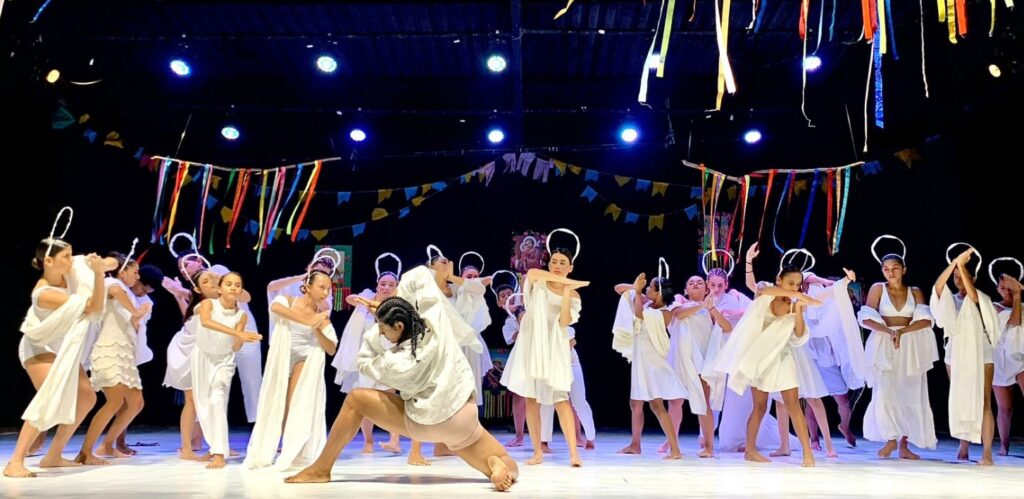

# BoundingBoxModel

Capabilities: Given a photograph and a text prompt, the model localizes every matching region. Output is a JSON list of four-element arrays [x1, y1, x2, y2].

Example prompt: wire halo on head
[[546, 228, 581, 263], [168, 232, 198, 259], [779, 248, 816, 276], [489, 269, 520, 299], [425, 244, 445, 264], [503, 291, 525, 318], [945, 242, 982, 278], [989, 257, 1024, 287], [871, 234, 907, 265], [179, 253, 212, 290], [45, 206, 74, 259], [375, 252, 402, 280], [701, 249, 735, 277], [118, 238, 139, 274], [458, 251, 486, 275], [307, 247, 342, 283]]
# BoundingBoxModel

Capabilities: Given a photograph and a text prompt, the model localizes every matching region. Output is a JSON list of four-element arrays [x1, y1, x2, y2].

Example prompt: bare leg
[[407, 440, 430, 466], [899, 436, 921, 460], [994, 385, 1013, 456], [38, 367, 97, 469], [648, 399, 682, 460], [100, 388, 144, 457], [980, 364, 995, 466], [5, 356, 72, 477], [806, 398, 836, 457], [660, 399, 684, 453], [804, 402, 821, 450], [359, 419, 376, 453], [744, 389, 771, 463], [286, 389, 410, 483], [524, 398, 544, 465], [506, 393, 526, 447], [27, 433, 47, 457], [380, 389, 403, 453], [782, 389, 815, 467], [451, 431, 520, 491], [833, 391, 856, 447], [696, 381, 716, 458], [877, 439, 898, 458], [771, 400, 791, 457], [179, 390, 200, 460], [617, 400, 644, 454], [553, 400, 582, 466], [434, 441, 454, 457]]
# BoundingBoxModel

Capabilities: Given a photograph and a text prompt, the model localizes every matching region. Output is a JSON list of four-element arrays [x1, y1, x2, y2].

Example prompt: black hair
[[461, 264, 479, 275], [139, 264, 164, 289], [32, 238, 70, 270], [183, 269, 215, 321], [106, 251, 137, 278], [428, 255, 446, 266], [550, 247, 575, 261], [219, 271, 244, 287], [778, 264, 806, 283], [651, 277, 675, 304], [880, 254, 905, 267], [377, 271, 399, 282], [300, 270, 333, 294], [494, 284, 515, 295], [375, 296, 429, 359]]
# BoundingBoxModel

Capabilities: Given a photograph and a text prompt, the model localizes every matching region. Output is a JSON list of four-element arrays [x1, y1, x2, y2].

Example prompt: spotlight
[[487, 55, 507, 73], [349, 128, 367, 142], [170, 59, 191, 77], [989, 64, 1002, 78], [221, 126, 240, 141], [487, 128, 505, 144], [743, 129, 762, 144], [316, 55, 338, 73], [647, 53, 661, 69], [45, 69, 60, 83], [803, 55, 822, 72], [620, 127, 639, 144]]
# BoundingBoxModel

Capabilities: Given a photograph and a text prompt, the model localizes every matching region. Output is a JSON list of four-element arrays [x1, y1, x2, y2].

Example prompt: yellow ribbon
[[878, 0, 888, 55], [553, 0, 575, 19], [656, 0, 678, 78], [253, 171, 269, 250], [946, 0, 958, 44], [714, 0, 737, 110]]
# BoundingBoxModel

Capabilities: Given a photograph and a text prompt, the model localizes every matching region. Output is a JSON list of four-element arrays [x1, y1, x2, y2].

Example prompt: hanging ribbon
[[862, 0, 875, 40], [956, 0, 968, 38], [708, 174, 725, 256], [253, 171, 270, 251], [798, 171, 821, 248], [736, 176, 751, 253], [150, 159, 170, 243], [873, 31, 884, 128], [884, 0, 899, 59], [724, 176, 743, 254], [825, 169, 836, 250], [197, 165, 212, 247], [747, 0, 761, 30], [799, 0, 810, 40], [815, 0, 825, 51], [260, 168, 286, 255], [989, 0, 996, 36], [269, 163, 303, 241], [944, 0, 958, 44], [290, 160, 323, 242], [164, 162, 190, 242], [920, 0, 930, 98], [713, 0, 737, 110], [877, 0, 888, 54], [829, 0, 837, 41], [638, 0, 667, 104], [785, 171, 797, 209], [832, 168, 851, 254], [226, 170, 252, 248], [656, 0, 678, 78], [771, 171, 792, 253], [756, 170, 776, 244]]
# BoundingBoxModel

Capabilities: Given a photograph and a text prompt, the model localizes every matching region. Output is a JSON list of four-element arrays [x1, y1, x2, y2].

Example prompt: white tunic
[[332, 288, 391, 392], [994, 305, 1024, 387], [449, 279, 493, 406], [89, 278, 143, 390], [191, 299, 244, 456]]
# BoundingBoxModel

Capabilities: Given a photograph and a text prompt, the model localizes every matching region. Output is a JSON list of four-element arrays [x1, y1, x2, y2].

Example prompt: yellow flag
[[554, 160, 567, 175], [648, 214, 665, 231], [605, 203, 622, 221], [726, 186, 738, 201], [378, 189, 393, 203], [412, 196, 426, 207], [372, 208, 389, 221], [421, 183, 432, 194], [614, 175, 631, 187], [274, 228, 283, 239], [180, 174, 192, 187], [311, 230, 329, 241], [220, 207, 233, 223], [652, 182, 668, 197], [211, 175, 222, 190], [568, 165, 582, 175], [793, 179, 809, 196], [79, 113, 91, 124]]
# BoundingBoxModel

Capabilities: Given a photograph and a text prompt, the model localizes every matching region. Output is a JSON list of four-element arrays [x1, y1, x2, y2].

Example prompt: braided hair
[[706, 267, 729, 281], [375, 296, 430, 359]]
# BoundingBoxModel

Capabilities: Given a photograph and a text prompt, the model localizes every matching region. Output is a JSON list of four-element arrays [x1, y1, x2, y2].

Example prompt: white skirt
[[630, 332, 687, 402], [163, 329, 195, 391], [90, 323, 142, 391], [994, 325, 1024, 387], [863, 332, 938, 449], [749, 344, 800, 394]]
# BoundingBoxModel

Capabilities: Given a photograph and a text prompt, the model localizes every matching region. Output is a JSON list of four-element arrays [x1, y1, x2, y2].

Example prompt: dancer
[[114, 263, 163, 455], [285, 267, 518, 491], [245, 250, 339, 470], [932, 245, 1000, 466], [191, 271, 263, 469], [331, 252, 402, 455], [499, 284, 529, 448], [501, 228, 588, 466], [989, 258, 1024, 456], [858, 235, 939, 459], [665, 274, 716, 457]]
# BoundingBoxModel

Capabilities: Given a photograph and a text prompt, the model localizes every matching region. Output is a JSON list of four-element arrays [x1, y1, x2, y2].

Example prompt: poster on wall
[[315, 244, 353, 311], [483, 348, 512, 420], [511, 231, 549, 273]]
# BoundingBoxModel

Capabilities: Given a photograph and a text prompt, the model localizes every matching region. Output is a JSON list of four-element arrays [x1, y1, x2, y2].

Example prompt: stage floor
[[2, 429, 1023, 497]]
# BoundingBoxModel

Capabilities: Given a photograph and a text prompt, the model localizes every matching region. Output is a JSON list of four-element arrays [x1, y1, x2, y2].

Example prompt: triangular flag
[[378, 189, 393, 203], [79, 113, 91, 124], [584, 170, 599, 183], [635, 179, 651, 192], [83, 129, 98, 143], [421, 183, 432, 194], [431, 181, 447, 192], [604, 203, 622, 221], [894, 148, 922, 168], [411, 196, 425, 207], [568, 165, 582, 175], [103, 131, 124, 149], [726, 186, 738, 201], [139, 154, 151, 168], [614, 175, 631, 187], [337, 192, 351, 205], [580, 186, 598, 202], [793, 179, 809, 196], [625, 212, 639, 224], [205, 196, 218, 209], [273, 228, 283, 241], [311, 229, 329, 241], [404, 186, 418, 200], [248, 220, 259, 235], [211, 175, 222, 190], [648, 214, 665, 231], [371, 208, 388, 221], [220, 206, 233, 223], [863, 161, 882, 175], [133, 147, 145, 160], [554, 160, 567, 176], [352, 224, 366, 237], [460, 173, 471, 184], [50, 106, 75, 129], [652, 182, 668, 197], [297, 229, 310, 241], [690, 186, 702, 199], [181, 173, 193, 187], [685, 204, 699, 220], [399, 207, 410, 219]]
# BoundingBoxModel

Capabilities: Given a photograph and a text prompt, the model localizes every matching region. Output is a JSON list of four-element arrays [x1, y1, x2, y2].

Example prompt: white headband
[[546, 228, 581, 263], [118, 237, 139, 274], [426, 244, 445, 264], [989, 257, 1024, 286], [169, 232, 198, 259], [489, 269, 520, 299], [871, 234, 907, 264], [780, 248, 816, 275], [179, 253, 212, 290], [308, 247, 342, 282], [701, 249, 735, 277], [45, 206, 74, 259], [459, 251, 486, 275], [375, 252, 402, 279], [946, 242, 982, 278]]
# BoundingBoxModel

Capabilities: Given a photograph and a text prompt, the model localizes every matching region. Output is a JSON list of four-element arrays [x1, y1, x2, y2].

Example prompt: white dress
[[191, 299, 245, 456], [667, 306, 713, 414], [858, 284, 938, 449], [332, 288, 392, 392], [994, 304, 1024, 387], [449, 279, 493, 406], [611, 291, 687, 402], [89, 278, 143, 390], [501, 279, 580, 405], [163, 315, 200, 391]]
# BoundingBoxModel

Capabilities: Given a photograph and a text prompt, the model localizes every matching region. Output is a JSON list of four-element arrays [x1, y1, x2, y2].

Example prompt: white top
[[196, 299, 245, 356]]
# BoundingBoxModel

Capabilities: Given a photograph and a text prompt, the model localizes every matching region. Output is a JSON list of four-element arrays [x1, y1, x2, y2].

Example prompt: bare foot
[[956, 444, 970, 461], [179, 451, 200, 461], [802, 454, 816, 467], [978, 456, 994, 466], [584, 440, 596, 450], [697, 448, 714, 458], [74, 452, 109, 466], [827, 450, 838, 458], [379, 441, 402, 453], [899, 447, 921, 460], [3, 462, 36, 478], [407, 454, 431, 466], [540, 442, 553, 455], [877, 441, 897, 459], [206, 455, 226, 469], [810, 440, 821, 452], [658, 440, 670, 453], [526, 452, 544, 465], [38, 457, 82, 468], [434, 443, 454, 457], [769, 447, 791, 457], [998, 448, 1009, 457], [116, 443, 137, 456], [229, 449, 240, 457], [664, 451, 682, 460], [361, 443, 374, 454], [285, 466, 331, 483], [505, 436, 524, 448], [95, 444, 130, 458], [487, 455, 515, 491], [838, 425, 857, 447], [617, 444, 641, 455], [744, 450, 771, 463], [698, 434, 705, 449], [569, 451, 583, 467]]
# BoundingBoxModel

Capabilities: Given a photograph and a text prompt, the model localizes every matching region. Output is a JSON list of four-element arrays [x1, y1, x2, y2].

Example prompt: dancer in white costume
[[709, 243, 822, 467], [932, 244, 1000, 466], [245, 249, 339, 470], [76, 242, 153, 465], [700, 246, 788, 454], [266, 256, 336, 309], [498, 284, 530, 448], [332, 252, 402, 455], [4, 208, 115, 478], [857, 235, 939, 459], [285, 269, 519, 491], [191, 272, 263, 469], [500, 228, 588, 466], [988, 258, 1024, 456], [163, 259, 220, 461], [663, 274, 716, 456], [113, 263, 163, 455], [539, 326, 597, 450], [610, 263, 688, 460]]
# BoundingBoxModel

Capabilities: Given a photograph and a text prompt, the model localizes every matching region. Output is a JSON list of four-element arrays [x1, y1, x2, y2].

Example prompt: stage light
[[46, 69, 60, 83], [316, 55, 338, 73], [349, 128, 367, 142], [487, 128, 505, 144], [989, 64, 1002, 78], [743, 129, 762, 144], [170, 59, 191, 77], [221, 126, 240, 141], [487, 55, 507, 73], [803, 55, 822, 72], [620, 127, 639, 144]]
